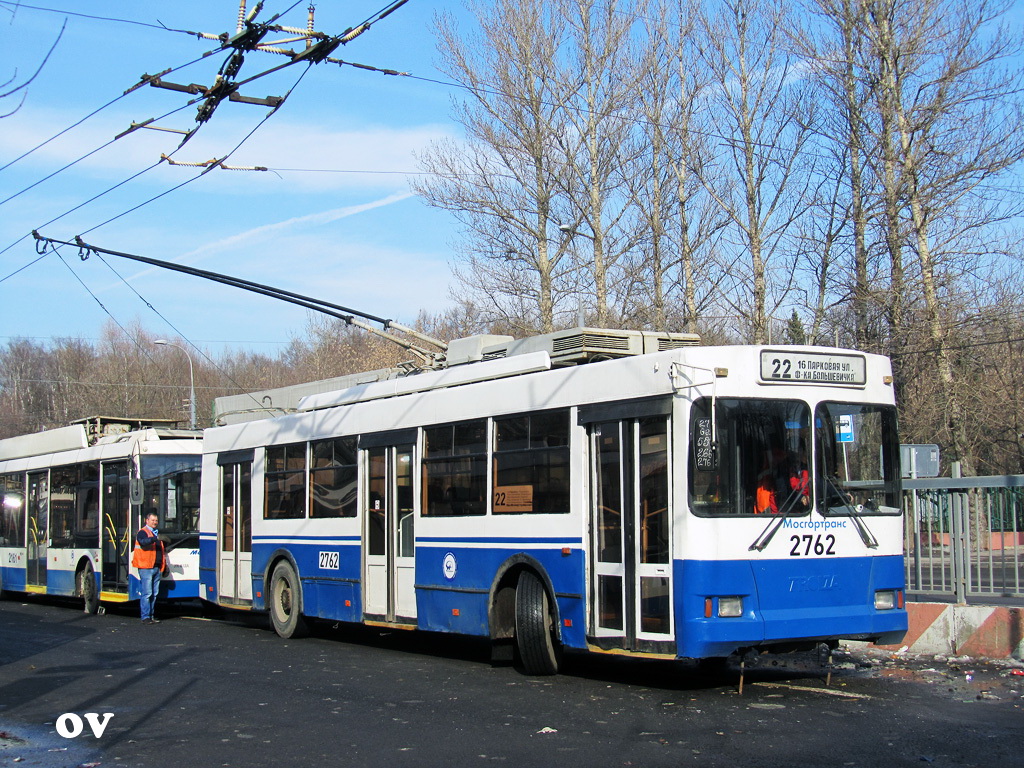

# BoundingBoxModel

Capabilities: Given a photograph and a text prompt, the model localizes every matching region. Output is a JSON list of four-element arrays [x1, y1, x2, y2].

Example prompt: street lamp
[[154, 339, 196, 430]]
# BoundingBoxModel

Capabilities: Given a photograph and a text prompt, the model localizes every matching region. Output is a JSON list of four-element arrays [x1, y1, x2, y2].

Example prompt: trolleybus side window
[[639, 417, 670, 564], [75, 463, 99, 546], [0, 473, 25, 547], [493, 410, 570, 514], [265, 443, 307, 520], [423, 420, 487, 516], [815, 402, 901, 515], [689, 398, 812, 517], [50, 465, 79, 548], [310, 436, 358, 518]]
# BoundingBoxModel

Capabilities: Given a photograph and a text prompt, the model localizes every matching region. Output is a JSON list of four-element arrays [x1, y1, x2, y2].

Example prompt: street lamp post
[[154, 339, 196, 430]]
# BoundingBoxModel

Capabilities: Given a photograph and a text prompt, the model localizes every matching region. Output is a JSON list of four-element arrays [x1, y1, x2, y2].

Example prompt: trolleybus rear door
[[363, 439, 416, 624], [218, 459, 253, 604], [27, 471, 47, 589], [589, 414, 673, 651], [101, 462, 130, 592]]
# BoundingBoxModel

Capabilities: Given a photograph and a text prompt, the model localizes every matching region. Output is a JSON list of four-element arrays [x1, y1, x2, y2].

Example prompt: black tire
[[268, 560, 309, 639], [80, 562, 100, 614], [515, 570, 559, 675]]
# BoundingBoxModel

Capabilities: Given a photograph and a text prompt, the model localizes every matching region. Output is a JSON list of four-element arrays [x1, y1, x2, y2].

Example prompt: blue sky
[[1, 1, 466, 353]]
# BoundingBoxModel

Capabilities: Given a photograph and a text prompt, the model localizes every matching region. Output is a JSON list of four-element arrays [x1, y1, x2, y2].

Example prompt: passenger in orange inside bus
[[755, 467, 777, 514], [787, 448, 811, 510], [754, 446, 786, 514], [132, 512, 166, 624]]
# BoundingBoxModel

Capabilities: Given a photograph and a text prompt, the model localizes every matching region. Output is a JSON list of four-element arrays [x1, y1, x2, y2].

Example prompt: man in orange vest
[[132, 512, 166, 624]]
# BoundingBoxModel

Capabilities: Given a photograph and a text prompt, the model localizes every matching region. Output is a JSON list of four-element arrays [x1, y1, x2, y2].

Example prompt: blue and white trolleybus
[[199, 328, 906, 674], [0, 417, 203, 611]]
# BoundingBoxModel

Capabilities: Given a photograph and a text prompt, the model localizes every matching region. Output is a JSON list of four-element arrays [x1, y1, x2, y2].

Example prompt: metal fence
[[903, 476, 1024, 603]]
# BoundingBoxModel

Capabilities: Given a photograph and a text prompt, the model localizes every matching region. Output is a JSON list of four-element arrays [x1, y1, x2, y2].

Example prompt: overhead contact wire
[[0, 49, 220, 175]]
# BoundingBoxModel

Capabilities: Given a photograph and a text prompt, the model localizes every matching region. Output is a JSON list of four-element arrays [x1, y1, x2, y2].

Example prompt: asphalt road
[[0, 597, 1022, 768]]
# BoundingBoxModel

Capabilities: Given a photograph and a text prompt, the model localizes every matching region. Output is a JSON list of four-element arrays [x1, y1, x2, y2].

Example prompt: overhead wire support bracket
[[115, 119, 191, 140], [160, 154, 269, 173], [290, 37, 343, 64], [147, 78, 208, 95], [228, 92, 283, 108], [114, 2, 410, 152], [225, 21, 270, 51], [124, 68, 174, 95]]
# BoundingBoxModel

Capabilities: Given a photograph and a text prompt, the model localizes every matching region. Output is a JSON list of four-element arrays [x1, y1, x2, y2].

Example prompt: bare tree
[[624, 0, 728, 333], [692, 0, 815, 343], [414, 0, 577, 333], [0, 19, 64, 118], [860, 0, 1024, 474], [791, 0, 883, 350], [553, 0, 647, 327]]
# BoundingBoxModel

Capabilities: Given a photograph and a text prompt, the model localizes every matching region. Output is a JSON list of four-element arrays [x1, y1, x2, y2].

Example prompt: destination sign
[[759, 350, 866, 386]]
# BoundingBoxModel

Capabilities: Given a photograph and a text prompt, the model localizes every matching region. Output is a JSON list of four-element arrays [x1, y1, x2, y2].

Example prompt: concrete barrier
[[876, 603, 1024, 659]]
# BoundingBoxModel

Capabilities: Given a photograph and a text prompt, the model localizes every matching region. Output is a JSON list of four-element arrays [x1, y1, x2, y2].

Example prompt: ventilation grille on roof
[[552, 332, 632, 353], [657, 336, 700, 350], [476, 327, 701, 366]]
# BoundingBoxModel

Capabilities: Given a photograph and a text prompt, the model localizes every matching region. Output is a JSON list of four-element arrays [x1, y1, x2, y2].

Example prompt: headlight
[[874, 590, 896, 610], [718, 596, 744, 618]]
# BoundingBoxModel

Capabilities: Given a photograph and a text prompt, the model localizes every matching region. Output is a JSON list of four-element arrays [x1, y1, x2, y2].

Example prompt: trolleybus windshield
[[689, 398, 812, 517], [814, 402, 900, 516], [140, 456, 201, 536]]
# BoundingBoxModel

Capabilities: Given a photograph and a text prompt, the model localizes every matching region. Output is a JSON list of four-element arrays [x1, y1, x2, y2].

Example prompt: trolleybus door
[[26, 471, 48, 589], [101, 462, 130, 593], [590, 416, 673, 649], [218, 460, 253, 604], [363, 441, 416, 623]]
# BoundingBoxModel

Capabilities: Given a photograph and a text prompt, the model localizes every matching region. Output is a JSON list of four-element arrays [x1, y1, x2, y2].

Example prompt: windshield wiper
[[821, 473, 879, 549], [748, 487, 805, 552]]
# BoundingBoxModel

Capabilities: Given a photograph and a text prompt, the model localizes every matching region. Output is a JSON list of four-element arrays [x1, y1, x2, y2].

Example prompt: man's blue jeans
[[139, 568, 161, 621]]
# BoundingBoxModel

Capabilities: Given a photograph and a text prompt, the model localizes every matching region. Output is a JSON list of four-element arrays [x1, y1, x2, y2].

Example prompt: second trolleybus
[[0, 417, 203, 612]]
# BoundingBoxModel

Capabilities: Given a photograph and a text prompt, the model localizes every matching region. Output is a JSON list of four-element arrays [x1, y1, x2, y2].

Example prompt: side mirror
[[129, 478, 144, 505]]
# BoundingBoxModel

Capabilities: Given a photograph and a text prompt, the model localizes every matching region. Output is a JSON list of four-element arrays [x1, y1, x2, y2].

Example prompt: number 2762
[[789, 534, 836, 557]]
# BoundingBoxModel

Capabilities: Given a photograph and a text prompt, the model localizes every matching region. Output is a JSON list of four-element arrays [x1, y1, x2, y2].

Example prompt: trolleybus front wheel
[[269, 560, 309, 639], [515, 570, 560, 675]]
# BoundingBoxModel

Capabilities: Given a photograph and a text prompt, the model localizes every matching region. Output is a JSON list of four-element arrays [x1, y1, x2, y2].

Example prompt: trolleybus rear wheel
[[79, 562, 99, 614], [269, 560, 309, 639], [515, 570, 559, 675]]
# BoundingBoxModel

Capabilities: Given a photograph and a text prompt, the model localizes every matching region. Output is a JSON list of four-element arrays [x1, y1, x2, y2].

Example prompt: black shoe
[[142, 619, 154, 625]]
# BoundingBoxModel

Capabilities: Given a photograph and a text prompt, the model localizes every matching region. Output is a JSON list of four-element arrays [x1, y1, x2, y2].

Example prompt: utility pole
[[154, 339, 197, 429]]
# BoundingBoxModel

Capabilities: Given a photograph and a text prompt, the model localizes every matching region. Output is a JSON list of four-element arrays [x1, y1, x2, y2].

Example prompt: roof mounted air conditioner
[[480, 327, 700, 366]]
